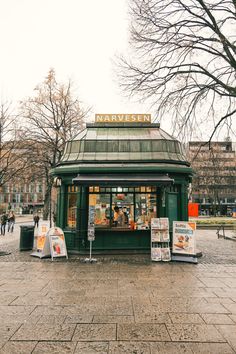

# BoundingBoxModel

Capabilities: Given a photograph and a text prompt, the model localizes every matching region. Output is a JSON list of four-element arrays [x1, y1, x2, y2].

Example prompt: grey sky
[[0, 0, 156, 122]]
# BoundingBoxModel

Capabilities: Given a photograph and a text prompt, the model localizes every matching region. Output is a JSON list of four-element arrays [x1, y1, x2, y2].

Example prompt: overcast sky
[[0, 0, 157, 123], [1, 0, 235, 142]]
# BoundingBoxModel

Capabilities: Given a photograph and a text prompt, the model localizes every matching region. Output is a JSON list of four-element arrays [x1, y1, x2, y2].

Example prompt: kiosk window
[[89, 194, 110, 227], [135, 193, 156, 230], [67, 185, 78, 228], [88, 187, 157, 230]]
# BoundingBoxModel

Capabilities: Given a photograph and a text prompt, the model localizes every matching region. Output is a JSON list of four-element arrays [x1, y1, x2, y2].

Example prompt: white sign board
[[88, 226, 95, 241], [31, 223, 51, 258], [172, 221, 196, 255], [48, 227, 68, 261]]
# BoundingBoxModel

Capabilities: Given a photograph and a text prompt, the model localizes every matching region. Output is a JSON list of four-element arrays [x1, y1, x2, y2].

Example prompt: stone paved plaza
[[0, 220, 236, 353]]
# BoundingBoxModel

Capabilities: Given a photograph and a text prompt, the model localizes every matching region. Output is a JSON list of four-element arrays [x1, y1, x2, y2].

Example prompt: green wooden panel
[[86, 230, 150, 250], [167, 193, 178, 231], [64, 231, 76, 250]]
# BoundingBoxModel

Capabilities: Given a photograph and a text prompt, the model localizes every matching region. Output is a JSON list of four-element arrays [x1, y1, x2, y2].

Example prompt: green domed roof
[[60, 123, 187, 164]]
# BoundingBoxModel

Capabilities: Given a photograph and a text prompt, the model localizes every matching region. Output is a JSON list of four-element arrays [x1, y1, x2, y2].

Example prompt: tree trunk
[[43, 183, 52, 221]]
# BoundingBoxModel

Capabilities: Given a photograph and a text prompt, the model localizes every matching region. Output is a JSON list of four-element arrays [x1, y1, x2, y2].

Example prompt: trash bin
[[19, 225, 34, 251]]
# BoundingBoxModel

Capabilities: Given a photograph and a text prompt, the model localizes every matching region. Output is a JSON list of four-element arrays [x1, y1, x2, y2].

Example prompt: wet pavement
[[0, 218, 236, 353]]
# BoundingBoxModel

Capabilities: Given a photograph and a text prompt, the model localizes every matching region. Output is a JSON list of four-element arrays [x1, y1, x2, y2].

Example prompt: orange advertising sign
[[188, 203, 199, 217]]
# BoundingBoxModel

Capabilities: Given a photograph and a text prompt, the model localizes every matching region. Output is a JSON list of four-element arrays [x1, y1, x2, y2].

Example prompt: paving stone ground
[[0, 218, 236, 353]]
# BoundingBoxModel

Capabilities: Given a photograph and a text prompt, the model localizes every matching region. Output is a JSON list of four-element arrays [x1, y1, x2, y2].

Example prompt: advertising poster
[[161, 248, 171, 261], [36, 224, 49, 251], [172, 221, 196, 255], [48, 227, 68, 260], [151, 247, 162, 261], [31, 223, 50, 258]]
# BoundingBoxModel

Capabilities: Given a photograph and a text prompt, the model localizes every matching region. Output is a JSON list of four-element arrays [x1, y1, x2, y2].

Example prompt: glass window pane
[[107, 140, 119, 152], [130, 141, 140, 152], [96, 141, 107, 152], [67, 193, 77, 228], [89, 194, 111, 228], [135, 193, 156, 230], [141, 141, 151, 152], [112, 193, 134, 229], [166, 141, 175, 152], [119, 140, 130, 152], [84, 140, 96, 152], [71, 141, 80, 153], [152, 140, 162, 151], [175, 142, 180, 153]]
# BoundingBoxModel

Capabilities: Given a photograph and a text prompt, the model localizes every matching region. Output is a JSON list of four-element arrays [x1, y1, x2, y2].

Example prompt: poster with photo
[[161, 229, 170, 242], [31, 224, 51, 258], [151, 218, 161, 229], [151, 229, 161, 242], [159, 218, 169, 230], [36, 224, 49, 251], [48, 227, 68, 260], [172, 221, 196, 255], [161, 248, 171, 261], [88, 206, 95, 226]]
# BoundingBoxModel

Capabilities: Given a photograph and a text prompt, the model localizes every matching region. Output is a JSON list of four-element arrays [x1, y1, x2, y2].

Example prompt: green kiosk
[[52, 114, 192, 253]]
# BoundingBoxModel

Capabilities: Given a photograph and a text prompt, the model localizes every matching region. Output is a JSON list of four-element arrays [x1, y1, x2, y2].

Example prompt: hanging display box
[[151, 218, 171, 262]]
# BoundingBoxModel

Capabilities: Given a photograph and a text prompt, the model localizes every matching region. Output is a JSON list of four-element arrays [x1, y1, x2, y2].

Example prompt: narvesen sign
[[95, 114, 151, 123]]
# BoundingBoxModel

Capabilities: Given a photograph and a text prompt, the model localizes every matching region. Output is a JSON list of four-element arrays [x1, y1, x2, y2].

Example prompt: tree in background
[[0, 102, 30, 188], [21, 69, 88, 219], [118, 0, 236, 141]]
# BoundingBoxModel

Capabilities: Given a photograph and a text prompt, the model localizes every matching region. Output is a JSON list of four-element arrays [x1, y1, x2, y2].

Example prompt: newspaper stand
[[151, 218, 171, 262]]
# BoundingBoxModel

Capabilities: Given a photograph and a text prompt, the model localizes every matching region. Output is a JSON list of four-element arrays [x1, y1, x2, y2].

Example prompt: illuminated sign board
[[95, 114, 151, 123]]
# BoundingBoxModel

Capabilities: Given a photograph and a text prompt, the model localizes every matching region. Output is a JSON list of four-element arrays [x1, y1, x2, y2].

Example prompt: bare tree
[[118, 0, 236, 141], [0, 102, 30, 189], [21, 69, 89, 219]]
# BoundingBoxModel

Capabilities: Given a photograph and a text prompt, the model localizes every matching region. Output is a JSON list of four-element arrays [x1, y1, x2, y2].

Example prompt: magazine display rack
[[151, 218, 171, 262]]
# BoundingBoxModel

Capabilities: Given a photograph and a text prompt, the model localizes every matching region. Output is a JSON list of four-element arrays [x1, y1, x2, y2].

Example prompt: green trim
[[51, 165, 193, 176]]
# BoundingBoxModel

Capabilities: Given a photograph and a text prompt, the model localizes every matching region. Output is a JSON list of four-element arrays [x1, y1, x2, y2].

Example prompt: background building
[[0, 178, 46, 214], [187, 141, 236, 216]]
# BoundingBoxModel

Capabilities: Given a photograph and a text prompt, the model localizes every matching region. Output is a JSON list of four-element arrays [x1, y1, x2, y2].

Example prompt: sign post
[[84, 206, 97, 263]]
